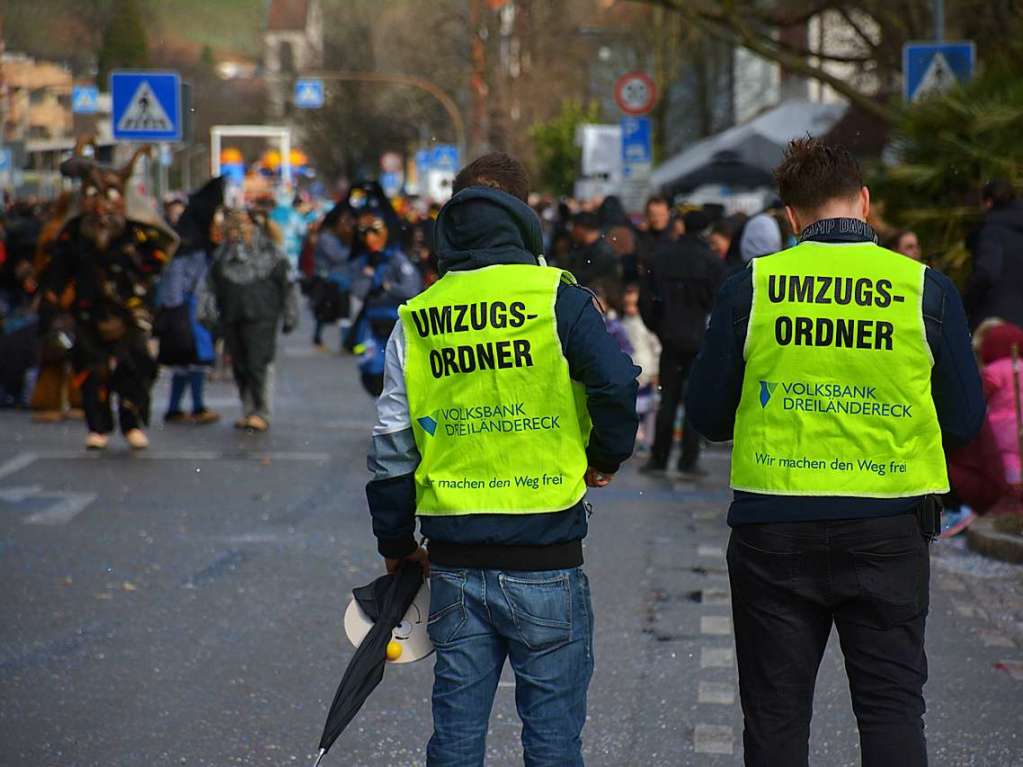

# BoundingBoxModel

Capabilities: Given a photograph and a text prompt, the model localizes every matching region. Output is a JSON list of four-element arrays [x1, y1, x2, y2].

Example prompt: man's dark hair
[[773, 137, 863, 213], [645, 195, 669, 210], [683, 210, 710, 235], [572, 211, 600, 231], [453, 152, 530, 202], [982, 179, 1016, 209]]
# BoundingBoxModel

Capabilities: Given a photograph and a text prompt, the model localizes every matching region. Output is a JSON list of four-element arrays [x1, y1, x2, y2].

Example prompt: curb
[[966, 516, 1023, 564]]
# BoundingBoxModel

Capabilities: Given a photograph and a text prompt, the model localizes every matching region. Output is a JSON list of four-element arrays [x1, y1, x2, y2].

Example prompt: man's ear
[[860, 186, 871, 220], [785, 206, 801, 237]]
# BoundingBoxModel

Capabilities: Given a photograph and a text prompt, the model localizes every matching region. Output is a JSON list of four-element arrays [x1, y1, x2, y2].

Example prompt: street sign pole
[[933, 0, 945, 41]]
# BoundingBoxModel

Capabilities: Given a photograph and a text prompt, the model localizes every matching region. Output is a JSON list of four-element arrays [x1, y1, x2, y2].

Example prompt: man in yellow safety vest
[[366, 152, 639, 766], [687, 138, 985, 767]]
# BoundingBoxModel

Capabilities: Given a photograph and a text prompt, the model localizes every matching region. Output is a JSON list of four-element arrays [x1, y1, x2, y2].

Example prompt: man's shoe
[[85, 432, 109, 450], [191, 409, 221, 425], [246, 415, 269, 432], [124, 429, 150, 450], [163, 410, 191, 424], [234, 417, 250, 429], [639, 459, 667, 475]]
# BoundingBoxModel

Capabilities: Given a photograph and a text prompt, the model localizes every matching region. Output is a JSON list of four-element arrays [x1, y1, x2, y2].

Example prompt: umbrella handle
[[311, 748, 326, 767]]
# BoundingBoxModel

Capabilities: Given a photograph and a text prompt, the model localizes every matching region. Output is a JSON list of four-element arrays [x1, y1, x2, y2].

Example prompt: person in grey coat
[[198, 209, 297, 431]]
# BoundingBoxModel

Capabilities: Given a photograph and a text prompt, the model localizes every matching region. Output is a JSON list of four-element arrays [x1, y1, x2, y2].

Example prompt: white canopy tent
[[650, 99, 848, 192]]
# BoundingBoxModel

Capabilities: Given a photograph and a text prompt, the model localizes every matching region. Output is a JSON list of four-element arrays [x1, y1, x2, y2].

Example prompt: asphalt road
[[2, 325, 1022, 766]]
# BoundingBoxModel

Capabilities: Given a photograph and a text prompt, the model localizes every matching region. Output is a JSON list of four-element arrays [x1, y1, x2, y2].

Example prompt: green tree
[[528, 100, 601, 196], [872, 40, 1023, 281], [96, 0, 148, 86]]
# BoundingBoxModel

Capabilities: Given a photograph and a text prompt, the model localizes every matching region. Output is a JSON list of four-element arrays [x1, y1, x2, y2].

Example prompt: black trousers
[[74, 325, 156, 435], [651, 346, 700, 469], [727, 513, 930, 767]]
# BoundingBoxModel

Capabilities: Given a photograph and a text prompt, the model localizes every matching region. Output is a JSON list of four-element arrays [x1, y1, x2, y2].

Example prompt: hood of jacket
[[433, 187, 544, 275], [985, 200, 1023, 234]]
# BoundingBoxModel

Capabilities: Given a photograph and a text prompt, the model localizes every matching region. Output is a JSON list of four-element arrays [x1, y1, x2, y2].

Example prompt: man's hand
[[585, 467, 614, 488], [385, 545, 430, 576]]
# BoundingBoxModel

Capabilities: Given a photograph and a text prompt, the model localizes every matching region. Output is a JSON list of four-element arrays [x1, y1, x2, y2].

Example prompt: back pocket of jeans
[[850, 539, 929, 627], [499, 572, 572, 651], [428, 570, 467, 646]]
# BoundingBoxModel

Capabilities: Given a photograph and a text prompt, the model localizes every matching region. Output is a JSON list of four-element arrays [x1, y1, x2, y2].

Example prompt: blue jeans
[[426, 566, 594, 767]]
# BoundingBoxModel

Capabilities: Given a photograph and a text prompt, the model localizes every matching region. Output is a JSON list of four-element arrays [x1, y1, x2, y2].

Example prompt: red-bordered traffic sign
[[614, 72, 657, 116]]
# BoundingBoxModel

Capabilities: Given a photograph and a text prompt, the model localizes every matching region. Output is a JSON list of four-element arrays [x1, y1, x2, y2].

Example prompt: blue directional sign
[[71, 85, 99, 114], [111, 71, 181, 141], [430, 145, 460, 172], [621, 116, 652, 166], [0, 148, 12, 173], [294, 79, 325, 109], [903, 41, 975, 103]]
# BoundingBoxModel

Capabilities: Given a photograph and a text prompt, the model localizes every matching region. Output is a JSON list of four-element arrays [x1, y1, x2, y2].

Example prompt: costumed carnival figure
[[39, 145, 179, 450], [343, 182, 422, 396]]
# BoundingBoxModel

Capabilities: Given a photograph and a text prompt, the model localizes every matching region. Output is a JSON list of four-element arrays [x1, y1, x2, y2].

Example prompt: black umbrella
[[666, 149, 776, 196], [312, 560, 425, 766]]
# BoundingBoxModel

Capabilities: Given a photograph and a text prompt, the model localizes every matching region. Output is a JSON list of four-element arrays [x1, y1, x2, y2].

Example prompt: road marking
[[698, 681, 737, 705], [0, 485, 43, 502], [0, 450, 331, 480], [701, 616, 732, 636], [692, 510, 718, 521], [701, 588, 731, 605], [0, 452, 39, 481], [0, 484, 98, 525], [700, 646, 735, 668], [0, 451, 328, 526], [23, 492, 98, 525], [693, 724, 734, 755], [697, 544, 724, 559]]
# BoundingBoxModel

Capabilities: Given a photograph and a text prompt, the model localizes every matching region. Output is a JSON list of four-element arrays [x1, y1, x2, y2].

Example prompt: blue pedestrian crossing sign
[[430, 145, 460, 172], [294, 79, 325, 109], [111, 71, 181, 141], [903, 42, 975, 103], [71, 85, 99, 114]]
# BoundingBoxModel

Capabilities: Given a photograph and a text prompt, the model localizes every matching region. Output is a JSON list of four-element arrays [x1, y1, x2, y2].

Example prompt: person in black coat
[[565, 211, 620, 295], [964, 179, 1023, 329], [640, 213, 725, 475]]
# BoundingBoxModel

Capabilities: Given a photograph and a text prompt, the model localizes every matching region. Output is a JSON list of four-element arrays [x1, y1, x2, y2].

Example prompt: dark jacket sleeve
[[685, 269, 752, 442], [923, 268, 986, 446], [556, 284, 640, 474]]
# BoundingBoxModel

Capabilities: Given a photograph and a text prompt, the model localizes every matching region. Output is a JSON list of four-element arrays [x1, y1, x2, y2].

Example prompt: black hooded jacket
[[964, 200, 1023, 329], [366, 187, 639, 570]]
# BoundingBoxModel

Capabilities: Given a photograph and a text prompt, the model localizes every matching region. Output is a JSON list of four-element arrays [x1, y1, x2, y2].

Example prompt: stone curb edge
[[966, 516, 1023, 564]]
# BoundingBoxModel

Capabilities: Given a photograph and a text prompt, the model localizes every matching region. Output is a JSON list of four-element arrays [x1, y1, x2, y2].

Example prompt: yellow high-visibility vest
[[731, 241, 948, 497], [400, 264, 591, 515]]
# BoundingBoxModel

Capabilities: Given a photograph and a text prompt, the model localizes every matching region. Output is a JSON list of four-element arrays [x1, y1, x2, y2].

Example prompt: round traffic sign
[[614, 72, 657, 116]]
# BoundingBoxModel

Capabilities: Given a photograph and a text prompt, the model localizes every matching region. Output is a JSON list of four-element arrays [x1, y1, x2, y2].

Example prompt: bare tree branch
[[631, 0, 901, 124]]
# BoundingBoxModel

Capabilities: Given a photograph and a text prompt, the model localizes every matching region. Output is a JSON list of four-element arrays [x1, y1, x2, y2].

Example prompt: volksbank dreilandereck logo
[[417, 403, 563, 438], [757, 380, 913, 418]]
